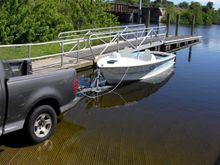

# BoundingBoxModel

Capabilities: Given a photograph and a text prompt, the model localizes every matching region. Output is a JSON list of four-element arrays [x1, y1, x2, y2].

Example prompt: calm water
[[1, 25, 220, 165]]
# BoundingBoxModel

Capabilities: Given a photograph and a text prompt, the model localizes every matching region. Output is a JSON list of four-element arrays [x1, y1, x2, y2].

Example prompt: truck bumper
[[60, 97, 81, 113]]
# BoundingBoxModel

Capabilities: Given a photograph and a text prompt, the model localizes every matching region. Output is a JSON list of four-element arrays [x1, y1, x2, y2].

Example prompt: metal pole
[[61, 42, 64, 67], [139, 0, 142, 24], [117, 34, 119, 52], [28, 45, 31, 60], [136, 30, 138, 48], [166, 14, 170, 37], [88, 31, 96, 59], [90, 0, 93, 25], [77, 40, 79, 64], [131, 12, 134, 24], [146, 9, 150, 28], [175, 14, 180, 36], [191, 15, 195, 36]]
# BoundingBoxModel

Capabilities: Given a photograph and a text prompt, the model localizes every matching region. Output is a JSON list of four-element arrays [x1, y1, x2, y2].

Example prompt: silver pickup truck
[[0, 60, 78, 143]]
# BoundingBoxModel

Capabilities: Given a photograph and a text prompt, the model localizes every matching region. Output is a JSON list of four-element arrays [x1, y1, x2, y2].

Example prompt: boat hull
[[99, 57, 175, 84]]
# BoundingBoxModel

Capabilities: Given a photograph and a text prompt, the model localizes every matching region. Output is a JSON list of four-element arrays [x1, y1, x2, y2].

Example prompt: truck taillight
[[73, 79, 78, 93]]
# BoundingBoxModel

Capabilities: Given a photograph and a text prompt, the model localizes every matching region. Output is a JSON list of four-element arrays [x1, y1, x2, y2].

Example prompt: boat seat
[[119, 47, 133, 58], [139, 49, 154, 61]]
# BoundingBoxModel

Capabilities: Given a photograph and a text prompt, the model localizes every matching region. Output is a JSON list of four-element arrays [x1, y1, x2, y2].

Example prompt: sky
[[171, 0, 220, 9]]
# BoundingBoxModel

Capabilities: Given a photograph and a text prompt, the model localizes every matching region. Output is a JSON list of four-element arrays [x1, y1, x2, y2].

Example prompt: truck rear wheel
[[26, 105, 57, 143]]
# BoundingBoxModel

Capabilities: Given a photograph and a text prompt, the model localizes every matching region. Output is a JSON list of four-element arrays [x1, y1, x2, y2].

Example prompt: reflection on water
[[188, 47, 192, 62], [85, 67, 174, 109]]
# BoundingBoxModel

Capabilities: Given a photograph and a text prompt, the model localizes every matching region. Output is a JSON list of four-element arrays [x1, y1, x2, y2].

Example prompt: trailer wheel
[[26, 105, 57, 143]]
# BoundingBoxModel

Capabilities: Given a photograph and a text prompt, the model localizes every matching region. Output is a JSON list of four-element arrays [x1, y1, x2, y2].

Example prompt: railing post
[[175, 14, 180, 36], [136, 30, 138, 48], [166, 14, 170, 37], [110, 27, 112, 42], [157, 24, 160, 35], [28, 45, 31, 60], [88, 31, 95, 59], [88, 30, 91, 49], [61, 42, 64, 67], [191, 15, 195, 36], [117, 33, 119, 52], [77, 40, 79, 63]]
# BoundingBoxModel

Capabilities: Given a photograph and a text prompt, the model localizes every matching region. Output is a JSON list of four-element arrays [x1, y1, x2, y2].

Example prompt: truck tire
[[26, 105, 57, 143]]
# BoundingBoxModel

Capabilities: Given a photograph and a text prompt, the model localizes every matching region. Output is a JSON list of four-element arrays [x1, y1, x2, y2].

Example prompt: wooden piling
[[138, 0, 142, 24], [175, 14, 180, 36], [166, 14, 170, 37], [191, 15, 195, 36], [146, 9, 150, 28]]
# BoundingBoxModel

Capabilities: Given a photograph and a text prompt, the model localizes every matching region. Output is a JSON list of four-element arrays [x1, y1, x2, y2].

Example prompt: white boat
[[97, 48, 176, 84]]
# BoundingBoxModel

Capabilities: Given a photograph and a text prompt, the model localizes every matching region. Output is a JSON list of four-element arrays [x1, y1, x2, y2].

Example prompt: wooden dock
[[32, 35, 201, 73], [0, 25, 200, 73]]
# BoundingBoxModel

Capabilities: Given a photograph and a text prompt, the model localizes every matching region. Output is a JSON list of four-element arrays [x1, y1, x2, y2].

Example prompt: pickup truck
[[0, 60, 78, 143]]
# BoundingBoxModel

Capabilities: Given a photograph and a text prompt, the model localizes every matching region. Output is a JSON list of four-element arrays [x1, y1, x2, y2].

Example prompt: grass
[[0, 40, 110, 61], [0, 34, 113, 61], [0, 26, 133, 61], [0, 42, 83, 60]]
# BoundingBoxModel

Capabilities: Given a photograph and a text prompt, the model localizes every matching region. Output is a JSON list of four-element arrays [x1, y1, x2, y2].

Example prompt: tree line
[[115, 0, 220, 25], [1, 0, 220, 44], [159, 1, 220, 25], [0, 0, 118, 44]]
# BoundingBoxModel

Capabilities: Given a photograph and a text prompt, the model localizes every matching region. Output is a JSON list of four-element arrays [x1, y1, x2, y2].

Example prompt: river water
[[1, 25, 220, 165]]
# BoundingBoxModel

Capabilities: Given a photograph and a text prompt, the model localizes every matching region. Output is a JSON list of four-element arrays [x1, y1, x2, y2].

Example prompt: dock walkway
[[32, 34, 201, 73], [0, 25, 201, 73]]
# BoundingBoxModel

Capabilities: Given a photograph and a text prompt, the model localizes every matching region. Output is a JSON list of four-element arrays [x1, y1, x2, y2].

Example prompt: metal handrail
[[58, 24, 146, 39], [0, 25, 167, 69]]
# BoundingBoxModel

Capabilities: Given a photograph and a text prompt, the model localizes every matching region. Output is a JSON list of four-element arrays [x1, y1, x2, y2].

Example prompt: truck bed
[[2, 60, 32, 78]]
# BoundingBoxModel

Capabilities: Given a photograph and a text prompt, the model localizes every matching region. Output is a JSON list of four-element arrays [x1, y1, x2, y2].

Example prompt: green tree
[[0, 0, 73, 44], [178, 2, 189, 9], [189, 2, 201, 10], [207, 2, 214, 9], [0, 0, 118, 44], [63, 0, 118, 29]]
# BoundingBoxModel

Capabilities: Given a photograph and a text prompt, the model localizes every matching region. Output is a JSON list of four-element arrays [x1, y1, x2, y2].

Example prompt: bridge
[[107, 3, 165, 23]]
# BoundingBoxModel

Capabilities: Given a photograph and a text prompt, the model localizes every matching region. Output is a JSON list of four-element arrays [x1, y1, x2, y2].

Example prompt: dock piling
[[175, 14, 180, 36], [166, 14, 170, 37], [138, 0, 142, 24], [146, 9, 150, 28], [191, 15, 195, 36]]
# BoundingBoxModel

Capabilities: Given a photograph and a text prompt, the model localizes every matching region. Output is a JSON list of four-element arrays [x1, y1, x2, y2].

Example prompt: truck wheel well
[[30, 98, 60, 116]]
